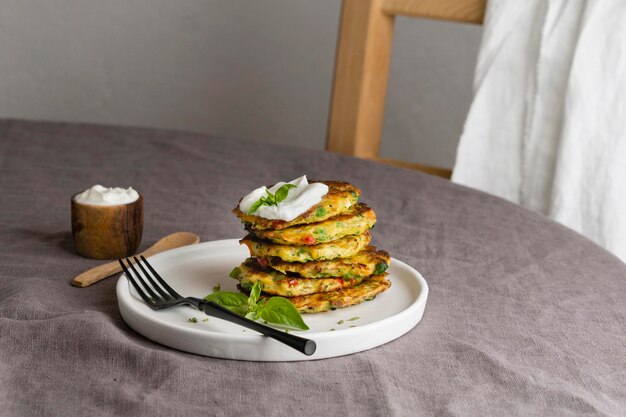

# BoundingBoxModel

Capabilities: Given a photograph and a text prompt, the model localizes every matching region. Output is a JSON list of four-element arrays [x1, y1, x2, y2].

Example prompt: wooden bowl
[[71, 194, 143, 260]]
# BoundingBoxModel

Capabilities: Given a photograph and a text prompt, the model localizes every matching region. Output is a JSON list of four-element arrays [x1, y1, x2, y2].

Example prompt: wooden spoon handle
[[72, 232, 200, 287], [72, 261, 128, 287]]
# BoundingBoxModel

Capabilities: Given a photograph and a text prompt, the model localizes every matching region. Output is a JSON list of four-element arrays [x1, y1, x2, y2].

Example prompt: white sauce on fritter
[[239, 175, 328, 221]]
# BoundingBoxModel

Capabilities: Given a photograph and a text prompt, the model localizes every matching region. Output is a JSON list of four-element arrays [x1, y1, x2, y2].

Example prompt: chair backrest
[[325, 0, 486, 178]]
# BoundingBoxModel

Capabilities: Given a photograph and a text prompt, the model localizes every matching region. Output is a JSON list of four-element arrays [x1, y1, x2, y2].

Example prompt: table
[[1, 119, 624, 416]]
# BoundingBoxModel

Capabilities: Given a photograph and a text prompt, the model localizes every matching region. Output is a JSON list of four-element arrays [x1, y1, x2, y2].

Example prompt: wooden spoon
[[72, 232, 200, 287]]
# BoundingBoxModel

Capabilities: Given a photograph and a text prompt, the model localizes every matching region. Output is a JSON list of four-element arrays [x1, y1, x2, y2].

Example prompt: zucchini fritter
[[288, 274, 391, 313], [250, 203, 376, 245], [240, 232, 371, 263], [269, 246, 390, 279], [233, 181, 360, 230], [232, 258, 365, 297]]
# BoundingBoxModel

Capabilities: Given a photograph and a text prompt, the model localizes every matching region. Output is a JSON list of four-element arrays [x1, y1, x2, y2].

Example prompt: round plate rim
[[116, 238, 429, 361]]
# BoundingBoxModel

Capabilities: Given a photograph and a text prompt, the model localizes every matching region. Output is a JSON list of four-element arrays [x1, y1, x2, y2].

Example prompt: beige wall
[[0, 0, 481, 169]]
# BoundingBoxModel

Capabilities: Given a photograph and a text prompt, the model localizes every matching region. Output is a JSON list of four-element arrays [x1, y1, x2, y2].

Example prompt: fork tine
[[133, 257, 175, 301], [139, 255, 182, 299], [119, 259, 155, 306], [124, 258, 163, 302], [122, 258, 316, 356]]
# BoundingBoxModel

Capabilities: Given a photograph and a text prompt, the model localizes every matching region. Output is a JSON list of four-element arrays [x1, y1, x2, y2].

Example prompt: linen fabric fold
[[453, 0, 626, 262]]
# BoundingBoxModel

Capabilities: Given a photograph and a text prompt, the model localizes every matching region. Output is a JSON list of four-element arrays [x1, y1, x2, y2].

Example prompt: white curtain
[[452, 0, 626, 263]]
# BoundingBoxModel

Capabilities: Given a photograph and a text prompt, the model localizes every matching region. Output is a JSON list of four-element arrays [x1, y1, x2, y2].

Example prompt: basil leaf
[[247, 184, 296, 214], [245, 311, 258, 321], [274, 183, 296, 203], [249, 194, 274, 214], [203, 278, 309, 331], [248, 199, 264, 214], [203, 291, 249, 316], [259, 297, 309, 330], [264, 191, 276, 205], [249, 281, 261, 306], [250, 299, 266, 319]]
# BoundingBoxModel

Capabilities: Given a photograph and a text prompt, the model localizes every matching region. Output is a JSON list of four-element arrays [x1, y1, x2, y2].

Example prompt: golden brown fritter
[[288, 274, 391, 313], [240, 232, 371, 263], [249, 203, 376, 245], [231, 258, 366, 297], [269, 246, 390, 279], [232, 181, 360, 230]]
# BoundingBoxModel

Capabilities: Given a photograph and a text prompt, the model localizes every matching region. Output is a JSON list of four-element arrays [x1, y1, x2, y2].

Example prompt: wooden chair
[[326, 0, 486, 178]]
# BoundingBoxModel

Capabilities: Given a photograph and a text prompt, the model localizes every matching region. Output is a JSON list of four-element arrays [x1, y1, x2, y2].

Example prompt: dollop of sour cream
[[74, 185, 139, 206], [239, 175, 329, 221]]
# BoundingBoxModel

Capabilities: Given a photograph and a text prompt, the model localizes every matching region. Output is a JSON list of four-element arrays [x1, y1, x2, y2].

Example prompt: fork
[[119, 255, 316, 356]]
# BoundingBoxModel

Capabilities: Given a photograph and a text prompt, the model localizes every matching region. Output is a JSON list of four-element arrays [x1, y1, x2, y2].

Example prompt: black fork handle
[[191, 298, 316, 356]]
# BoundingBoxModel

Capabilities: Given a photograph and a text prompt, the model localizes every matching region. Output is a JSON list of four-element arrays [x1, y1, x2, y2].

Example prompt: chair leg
[[326, 0, 395, 159]]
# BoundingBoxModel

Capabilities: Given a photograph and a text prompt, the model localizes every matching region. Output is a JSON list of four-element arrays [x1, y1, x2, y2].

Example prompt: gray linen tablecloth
[[0, 119, 624, 417]]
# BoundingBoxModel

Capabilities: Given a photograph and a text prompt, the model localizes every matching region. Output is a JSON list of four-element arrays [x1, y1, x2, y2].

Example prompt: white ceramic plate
[[116, 239, 428, 361]]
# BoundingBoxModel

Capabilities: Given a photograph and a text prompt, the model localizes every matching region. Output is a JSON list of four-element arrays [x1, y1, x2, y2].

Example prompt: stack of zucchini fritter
[[231, 180, 391, 313]]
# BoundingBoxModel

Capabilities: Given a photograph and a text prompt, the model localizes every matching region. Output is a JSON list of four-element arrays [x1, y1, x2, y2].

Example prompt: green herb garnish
[[213, 283, 221, 292], [315, 207, 327, 218], [203, 282, 309, 330], [203, 291, 249, 316], [229, 267, 241, 279], [373, 262, 388, 275], [188, 317, 198, 323], [248, 184, 297, 215], [258, 297, 308, 330]]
